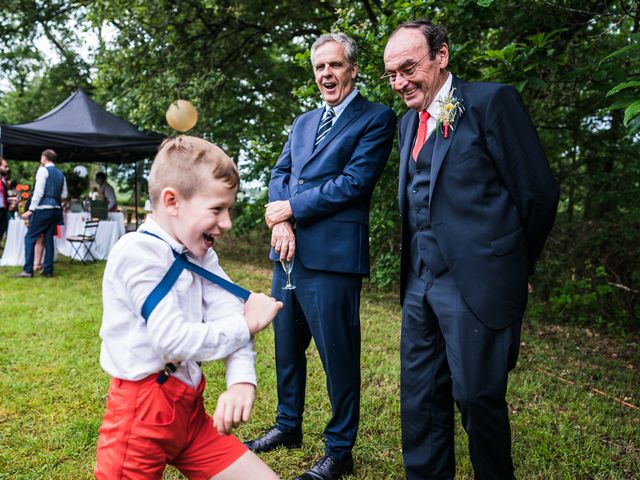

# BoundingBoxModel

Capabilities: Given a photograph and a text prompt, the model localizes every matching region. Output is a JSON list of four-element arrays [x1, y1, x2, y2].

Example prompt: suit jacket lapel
[[398, 109, 418, 211], [430, 75, 464, 202], [297, 108, 324, 165], [303, 93, 364, 170]]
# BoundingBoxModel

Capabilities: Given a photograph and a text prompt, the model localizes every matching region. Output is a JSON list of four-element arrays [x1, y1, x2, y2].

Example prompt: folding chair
[[67, 220, 100, 264]]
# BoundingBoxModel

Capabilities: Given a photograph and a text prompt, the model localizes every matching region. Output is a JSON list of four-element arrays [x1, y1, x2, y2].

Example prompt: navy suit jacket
[[269, 92, 397, 275], [398, 76, 559, 329]]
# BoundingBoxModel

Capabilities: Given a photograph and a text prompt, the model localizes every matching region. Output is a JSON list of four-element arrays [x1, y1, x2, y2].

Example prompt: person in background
[[0, 158, 9, 244], [15, 149, 68, 278], [95, 171, 118, 212]]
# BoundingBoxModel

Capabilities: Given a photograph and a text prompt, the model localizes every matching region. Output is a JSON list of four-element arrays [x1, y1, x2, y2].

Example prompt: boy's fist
[[244, 293, 283, 335]]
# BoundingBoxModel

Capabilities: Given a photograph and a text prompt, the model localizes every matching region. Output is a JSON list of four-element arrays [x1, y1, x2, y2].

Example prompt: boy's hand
[[244, 293, 283, 335], [213, 383, 256, 435]]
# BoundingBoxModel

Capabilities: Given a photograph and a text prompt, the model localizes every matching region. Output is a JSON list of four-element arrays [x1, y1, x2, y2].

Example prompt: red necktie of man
[[412, 110, 430, 161]]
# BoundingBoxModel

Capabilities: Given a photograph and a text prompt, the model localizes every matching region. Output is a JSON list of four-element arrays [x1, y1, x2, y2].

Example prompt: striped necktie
[[315, 107, 335, 148]]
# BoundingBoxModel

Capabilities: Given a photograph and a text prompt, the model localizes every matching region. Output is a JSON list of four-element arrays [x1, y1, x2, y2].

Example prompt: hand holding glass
[[281, 257, 296, 290]]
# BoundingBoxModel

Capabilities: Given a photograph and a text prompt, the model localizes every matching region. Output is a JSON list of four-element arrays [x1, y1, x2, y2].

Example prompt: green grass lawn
[[0, 253, 638, 479]]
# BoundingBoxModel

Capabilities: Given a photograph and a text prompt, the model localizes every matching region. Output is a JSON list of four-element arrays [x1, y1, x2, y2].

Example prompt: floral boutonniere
[[436, 88, 464, 139]]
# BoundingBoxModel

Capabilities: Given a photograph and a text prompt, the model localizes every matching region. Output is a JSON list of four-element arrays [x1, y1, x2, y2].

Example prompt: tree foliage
[[1, 0, 638, 330]]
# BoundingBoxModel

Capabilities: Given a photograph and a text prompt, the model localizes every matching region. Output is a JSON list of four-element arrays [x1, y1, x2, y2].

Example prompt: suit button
[[412, 188, 418, 194], [416, 168, 421, 174], [414, 207, 419, 212], [417, 225, 423, 231], [298, 179, 304, 185], [294, 192, 299, 196]]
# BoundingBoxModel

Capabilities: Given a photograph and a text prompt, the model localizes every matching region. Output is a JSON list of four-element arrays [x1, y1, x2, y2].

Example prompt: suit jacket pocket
[[331, 209, 368, 225], [490, 227, 524, 256]]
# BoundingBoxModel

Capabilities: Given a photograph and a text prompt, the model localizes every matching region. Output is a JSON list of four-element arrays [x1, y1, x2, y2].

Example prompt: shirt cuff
[[225, 354, 257, 387]]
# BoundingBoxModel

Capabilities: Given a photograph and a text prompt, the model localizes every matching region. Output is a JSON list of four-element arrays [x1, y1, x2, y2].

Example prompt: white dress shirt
[[425, 73, 453, 138], [99, 216, 256, 389], [101, 182, 117, 210], [322, 87, 360, 124], [29, 163, 69, 211]]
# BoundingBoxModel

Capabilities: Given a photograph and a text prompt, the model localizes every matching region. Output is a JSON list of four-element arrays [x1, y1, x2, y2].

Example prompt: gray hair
[[310, 32, 358, 67]]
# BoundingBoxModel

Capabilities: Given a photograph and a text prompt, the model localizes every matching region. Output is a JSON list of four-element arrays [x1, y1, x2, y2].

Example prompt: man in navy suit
[[384, 20, 559, 479], [244, 32, 396, 480]]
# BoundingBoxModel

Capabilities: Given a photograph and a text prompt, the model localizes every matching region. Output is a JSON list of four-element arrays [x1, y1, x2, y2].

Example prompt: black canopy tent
[[0, 90, 165, 225]]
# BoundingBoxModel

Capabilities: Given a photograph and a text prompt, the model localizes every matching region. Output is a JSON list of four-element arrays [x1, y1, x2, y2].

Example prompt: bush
[[530, 213, 640, 334]]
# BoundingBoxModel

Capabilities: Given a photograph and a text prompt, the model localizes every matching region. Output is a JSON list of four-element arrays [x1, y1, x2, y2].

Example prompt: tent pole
[[134, 160, 140, 228]]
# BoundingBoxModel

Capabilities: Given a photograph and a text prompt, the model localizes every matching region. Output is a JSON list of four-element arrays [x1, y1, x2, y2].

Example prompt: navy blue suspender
[[139, 231, 251, 383]]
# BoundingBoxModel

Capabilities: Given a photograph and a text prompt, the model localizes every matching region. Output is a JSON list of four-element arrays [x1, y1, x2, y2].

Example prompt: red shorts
[[94, 374, 247, 480]]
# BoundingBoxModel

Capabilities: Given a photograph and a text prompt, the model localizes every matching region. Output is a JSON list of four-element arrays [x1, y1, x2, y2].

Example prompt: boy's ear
[[161, 187, 180, 215]]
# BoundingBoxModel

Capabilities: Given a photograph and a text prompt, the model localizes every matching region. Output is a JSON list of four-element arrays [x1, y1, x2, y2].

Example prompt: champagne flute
[[281, 257, 296, 290]]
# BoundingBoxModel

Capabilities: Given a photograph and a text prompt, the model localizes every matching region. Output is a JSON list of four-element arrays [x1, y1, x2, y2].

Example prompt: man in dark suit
[[383, 20, 559, 479], [244, 32, 396, 480]]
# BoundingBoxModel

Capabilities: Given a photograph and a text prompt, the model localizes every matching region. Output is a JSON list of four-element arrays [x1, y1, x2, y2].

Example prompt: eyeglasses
[[381, 52, 430, 83]]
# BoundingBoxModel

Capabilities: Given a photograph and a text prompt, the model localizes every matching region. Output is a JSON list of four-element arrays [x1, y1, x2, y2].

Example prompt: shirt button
[[298, 179, 304, 185]]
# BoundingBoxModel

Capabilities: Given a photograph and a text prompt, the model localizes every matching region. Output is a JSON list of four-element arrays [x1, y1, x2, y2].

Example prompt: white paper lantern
[[73, 165, 88, 178], [166, 99, 198, 132]]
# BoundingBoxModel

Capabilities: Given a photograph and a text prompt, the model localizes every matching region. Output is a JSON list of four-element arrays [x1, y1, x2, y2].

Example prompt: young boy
[[94, 136, 282, 480]]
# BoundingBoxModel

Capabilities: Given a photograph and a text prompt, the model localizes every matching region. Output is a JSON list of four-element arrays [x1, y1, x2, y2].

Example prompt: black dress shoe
[[40, 271, 54, 278], [14, 271, 33, 278], [295, 454, 354, 480], [243, 425, 302, 453]]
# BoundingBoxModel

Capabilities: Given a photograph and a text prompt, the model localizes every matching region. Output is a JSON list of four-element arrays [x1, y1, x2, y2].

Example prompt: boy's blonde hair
[[149, 136, 240, 207]]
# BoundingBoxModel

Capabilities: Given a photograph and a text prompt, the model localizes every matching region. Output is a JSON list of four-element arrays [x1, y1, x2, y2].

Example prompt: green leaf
[[606, 80, 640, 97], [482, 49, 506, 61], [599, 43, 640, 67], [608, 97, 635, 110], [476, 0, 495, 6], [623, 100, 640, 126], [514, 79, 528, 92]]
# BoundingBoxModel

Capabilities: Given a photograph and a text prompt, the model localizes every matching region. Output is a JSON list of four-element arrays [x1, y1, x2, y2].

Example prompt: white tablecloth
[[55, 212, 124, 260], [1, 212, 125, 266], [0, 217, 61, 267], [0, 218, 28, 266]]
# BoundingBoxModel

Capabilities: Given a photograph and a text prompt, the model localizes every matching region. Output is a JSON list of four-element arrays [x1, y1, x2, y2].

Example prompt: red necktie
[[412, 111, 430, 161]]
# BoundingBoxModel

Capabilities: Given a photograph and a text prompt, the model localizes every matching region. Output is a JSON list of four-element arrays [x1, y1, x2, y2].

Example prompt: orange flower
[[22, 185, 30, 191], [21, 192, 29, 199]]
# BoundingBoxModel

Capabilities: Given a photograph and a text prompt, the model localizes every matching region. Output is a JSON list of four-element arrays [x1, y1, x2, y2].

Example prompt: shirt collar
[[138, 215, 188, 254], [324, 87, 359, 120], [426, 73, 453, 118]]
